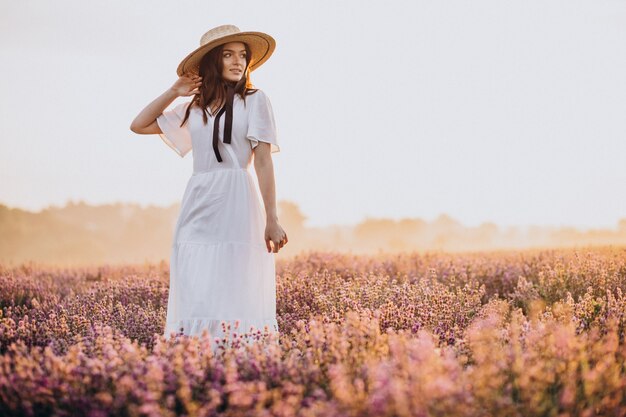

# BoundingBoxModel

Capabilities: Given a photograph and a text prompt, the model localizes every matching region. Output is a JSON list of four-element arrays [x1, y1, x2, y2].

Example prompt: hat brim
[[176, 31, 275, 76]]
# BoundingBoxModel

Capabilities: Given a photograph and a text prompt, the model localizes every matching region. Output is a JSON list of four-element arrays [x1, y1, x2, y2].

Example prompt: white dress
[[156, 89, 280, 350]]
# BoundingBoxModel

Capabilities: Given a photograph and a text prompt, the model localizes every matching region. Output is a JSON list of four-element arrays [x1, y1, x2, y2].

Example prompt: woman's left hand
[[265, 221, 288, 253]]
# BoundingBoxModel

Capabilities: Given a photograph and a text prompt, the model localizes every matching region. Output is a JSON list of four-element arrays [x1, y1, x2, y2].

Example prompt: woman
[[130, 25, 287, 351]]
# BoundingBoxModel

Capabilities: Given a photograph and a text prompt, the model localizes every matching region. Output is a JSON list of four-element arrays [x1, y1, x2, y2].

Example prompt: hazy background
[[1, 0, 625, 264], [2, 201, 625, 266]]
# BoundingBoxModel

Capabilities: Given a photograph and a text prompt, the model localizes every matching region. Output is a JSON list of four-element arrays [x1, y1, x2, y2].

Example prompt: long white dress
[[156, 89, 280, 351]]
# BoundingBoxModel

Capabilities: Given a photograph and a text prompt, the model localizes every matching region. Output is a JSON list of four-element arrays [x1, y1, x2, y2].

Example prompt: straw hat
[[176, 24, 276, 76]]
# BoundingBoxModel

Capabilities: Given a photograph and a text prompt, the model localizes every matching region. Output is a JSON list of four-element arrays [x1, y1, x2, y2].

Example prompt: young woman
[[130, 25, 287, 351]]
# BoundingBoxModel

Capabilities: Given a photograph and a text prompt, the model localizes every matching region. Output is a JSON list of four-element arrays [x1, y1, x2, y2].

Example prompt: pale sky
[[1, 0, 625, 230]]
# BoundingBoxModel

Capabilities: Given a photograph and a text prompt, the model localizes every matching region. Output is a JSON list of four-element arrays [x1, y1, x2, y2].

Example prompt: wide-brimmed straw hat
[[176, 24, 276, 76]]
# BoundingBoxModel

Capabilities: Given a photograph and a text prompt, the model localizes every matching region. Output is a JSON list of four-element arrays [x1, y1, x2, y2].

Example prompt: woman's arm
[[254, 142, 288, 253], [129, 74, 202, 134]]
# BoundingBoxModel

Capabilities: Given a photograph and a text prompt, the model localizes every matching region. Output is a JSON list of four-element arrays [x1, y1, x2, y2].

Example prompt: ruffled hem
[[163, 317, 280, 353], [163, 317, 279, 339]]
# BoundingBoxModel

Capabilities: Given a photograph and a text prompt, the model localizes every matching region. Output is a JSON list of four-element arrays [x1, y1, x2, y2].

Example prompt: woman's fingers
[[272, 234, 287, 253], [265, 228, 287, 253], [270, 237, 279, 253]]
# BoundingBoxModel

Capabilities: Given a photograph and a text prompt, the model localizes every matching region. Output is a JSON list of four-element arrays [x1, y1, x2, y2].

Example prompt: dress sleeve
[[246, 89, 280, 153], [156, 101, 193, 158]]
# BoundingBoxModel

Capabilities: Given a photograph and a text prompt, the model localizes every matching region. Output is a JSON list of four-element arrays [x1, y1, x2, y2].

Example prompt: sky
[[1, 0, 625, 230]]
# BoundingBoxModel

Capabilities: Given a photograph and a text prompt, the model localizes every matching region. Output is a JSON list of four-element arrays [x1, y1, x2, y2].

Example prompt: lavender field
[[1, 246, 626, 416]]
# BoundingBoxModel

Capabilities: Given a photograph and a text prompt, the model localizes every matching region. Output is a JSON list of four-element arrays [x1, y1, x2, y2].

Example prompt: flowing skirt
[[162, 167, 279, 352]]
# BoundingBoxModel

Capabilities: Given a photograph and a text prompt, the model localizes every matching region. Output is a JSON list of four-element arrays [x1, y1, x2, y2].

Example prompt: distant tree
[[277, 200, 307, 233], [354, 218, 396, 239]]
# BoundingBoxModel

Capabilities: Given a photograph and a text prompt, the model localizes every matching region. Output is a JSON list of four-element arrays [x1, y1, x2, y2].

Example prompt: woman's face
[[220, 41, 247, 83]]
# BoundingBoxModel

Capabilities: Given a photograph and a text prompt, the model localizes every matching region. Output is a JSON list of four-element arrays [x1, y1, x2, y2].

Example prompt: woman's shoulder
[[244, 88, 273, 112], [184, 100, 207, 115], [245, 87, 270, 100]]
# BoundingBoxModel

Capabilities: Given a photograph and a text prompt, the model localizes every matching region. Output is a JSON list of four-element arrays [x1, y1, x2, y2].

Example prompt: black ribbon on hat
[[211, 83, 236, 163]]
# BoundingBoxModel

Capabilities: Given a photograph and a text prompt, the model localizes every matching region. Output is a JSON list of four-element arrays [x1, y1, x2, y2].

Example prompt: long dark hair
[[180, 42, 258, 126]]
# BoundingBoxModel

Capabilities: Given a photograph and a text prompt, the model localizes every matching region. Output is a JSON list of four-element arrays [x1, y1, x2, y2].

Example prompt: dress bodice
[[156, 89, 280, 173]]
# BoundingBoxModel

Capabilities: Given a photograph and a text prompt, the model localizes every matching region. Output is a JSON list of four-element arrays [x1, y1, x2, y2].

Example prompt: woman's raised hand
[[170, 73, 202, 97]]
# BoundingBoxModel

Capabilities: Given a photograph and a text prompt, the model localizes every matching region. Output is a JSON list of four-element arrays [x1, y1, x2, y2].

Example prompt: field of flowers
[[1, 245, 626, 416]]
